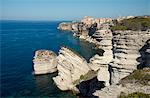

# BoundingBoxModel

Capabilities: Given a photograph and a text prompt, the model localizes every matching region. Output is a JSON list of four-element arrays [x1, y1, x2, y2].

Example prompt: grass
[[111, 16, 150, 31], [73, 70, 98, 85], [120, 92, 150, 98], [120, 68, 150, 86]]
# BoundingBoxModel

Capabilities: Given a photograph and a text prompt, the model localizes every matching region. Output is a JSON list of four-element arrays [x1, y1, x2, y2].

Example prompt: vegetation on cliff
[[119, 68, 150, 98], [120, 68, 150, 86], [111, 16, 150, 31], [120, 92, 150, 98], [73, 70, 98, 85]]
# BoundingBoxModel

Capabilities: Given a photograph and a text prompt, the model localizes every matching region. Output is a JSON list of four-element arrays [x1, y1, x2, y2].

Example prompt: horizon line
[[1, 15, 149, 22]]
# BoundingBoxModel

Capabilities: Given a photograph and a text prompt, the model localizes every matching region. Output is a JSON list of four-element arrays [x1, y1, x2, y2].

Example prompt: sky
[[1, 0, 150, 20]]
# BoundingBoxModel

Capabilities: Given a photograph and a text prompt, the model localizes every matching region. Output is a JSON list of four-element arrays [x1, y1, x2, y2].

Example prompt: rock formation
[[53, 47, 91, 92], [94, 84, 150, 98], [93, 30, 150, 98], [33, 50, 58, 75], [110, 30, 150, 84], [33, 16, 150, 98], [89, 29, 113, 86], [93, 68, 150, 98], [58, 22, 73, 31], [138, 39, 150, 68]]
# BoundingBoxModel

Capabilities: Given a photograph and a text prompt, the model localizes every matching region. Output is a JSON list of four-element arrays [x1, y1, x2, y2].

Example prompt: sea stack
[[53, 47, 91, 92], [33, 50, 58, 75]]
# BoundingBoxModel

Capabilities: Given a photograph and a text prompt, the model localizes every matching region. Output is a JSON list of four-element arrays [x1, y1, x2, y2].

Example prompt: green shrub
[[120, 92, 150, 98], [110, 25, 128, 31], [120, 69, 150, 86], [80, 75, 84, 80], [73, 70, 98, 85], [111, 17, 150, 31]]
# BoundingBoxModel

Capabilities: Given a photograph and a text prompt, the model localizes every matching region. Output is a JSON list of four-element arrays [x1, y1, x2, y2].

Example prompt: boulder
[[33, 50, 57, 75]]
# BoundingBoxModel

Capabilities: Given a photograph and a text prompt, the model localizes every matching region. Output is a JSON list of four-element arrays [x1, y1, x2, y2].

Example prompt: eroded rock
[[53, 47, 91, 92], [33, 50, 58, 75], [58, 22, 73, 31], [110, 30, 150, 84]]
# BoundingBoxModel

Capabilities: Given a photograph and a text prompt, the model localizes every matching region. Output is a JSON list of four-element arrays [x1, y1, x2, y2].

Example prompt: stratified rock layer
[[93, 68, 150, 98], [93, 30, 150, 98], [33, 16, 150, 97], [110, 30, 150, 84], [53, 47, 91, 92], [58, 22, 73, 31], [89, 29, 113, 86], [33, 50, 57, 75]]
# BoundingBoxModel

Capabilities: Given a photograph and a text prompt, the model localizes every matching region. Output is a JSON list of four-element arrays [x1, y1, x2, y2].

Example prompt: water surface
[[1, 20, 96, 97]]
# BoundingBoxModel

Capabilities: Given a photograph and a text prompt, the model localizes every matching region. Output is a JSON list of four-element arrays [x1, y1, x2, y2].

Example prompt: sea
[[1, 20, 97, 97]]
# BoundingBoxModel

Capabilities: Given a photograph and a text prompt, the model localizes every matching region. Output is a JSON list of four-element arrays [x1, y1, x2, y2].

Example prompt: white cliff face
[[58, 22, 73, 31], [33, 17, 150, 97], [97, 66, 110, 86], [93, 30, 150, 98], [93, 68, 150, 98], [53, 47, 91, 91], [93, 83, 150, 98], [33, 50, 58, 75], [110, 30, 150, 84], [89, 29, 113, 86], [93, 85, 124, 98]]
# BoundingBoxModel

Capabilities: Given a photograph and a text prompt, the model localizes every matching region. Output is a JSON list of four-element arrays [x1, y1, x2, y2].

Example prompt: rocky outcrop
[[94, 84, 150, 98], [74, 22, 89, 39], [93, 84, 124, 98], [57, 16, 113, 45], [110, 30, 150, 84], [53, 47, 91, 92], [58, 22, 73, 31], [33, 50, 57, 75], [33, 16, 150, 98], [93, 30, 150, 98], [138, 39, 150, 68], [94, 68, 150, 98], [78, 77, 105, 97], [89, 29, 113, 86]]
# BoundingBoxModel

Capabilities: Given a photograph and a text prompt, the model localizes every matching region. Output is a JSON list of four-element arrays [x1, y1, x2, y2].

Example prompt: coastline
[[32, 16, 150, 98]]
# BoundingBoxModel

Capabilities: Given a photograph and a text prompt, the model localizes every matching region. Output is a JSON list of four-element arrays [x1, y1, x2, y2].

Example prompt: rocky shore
[[33, 16, 150, 97], [33, 50, 57, 75]]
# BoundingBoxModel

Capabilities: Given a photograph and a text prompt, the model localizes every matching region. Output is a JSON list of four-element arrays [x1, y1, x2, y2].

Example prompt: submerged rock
[[33, 50, 57, 75]]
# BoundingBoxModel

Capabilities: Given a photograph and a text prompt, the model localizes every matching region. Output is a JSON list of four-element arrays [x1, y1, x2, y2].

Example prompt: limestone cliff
[[53, 47, 91, 92], [58, 22, 73, 31], [33, 50, 58, 75], [33, 16, 150, 97], [93, 30, 150, 98], [89, 29, 113, 86], [94, 68, 150, 98], [110, 30, 150, 84]]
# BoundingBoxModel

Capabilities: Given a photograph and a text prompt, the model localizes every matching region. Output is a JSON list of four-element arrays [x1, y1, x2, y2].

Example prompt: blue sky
[[1, 0, 149, 20]]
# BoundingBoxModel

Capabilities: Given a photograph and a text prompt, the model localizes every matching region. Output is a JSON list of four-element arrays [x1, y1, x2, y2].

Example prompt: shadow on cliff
[[137, 39, 150, 69], [77, 77, 105, 98], [88, 23, 97, 36]]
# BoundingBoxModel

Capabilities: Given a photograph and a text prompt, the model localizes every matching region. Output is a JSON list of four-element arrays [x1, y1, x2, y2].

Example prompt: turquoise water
[[1, 20, 97, 97]]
